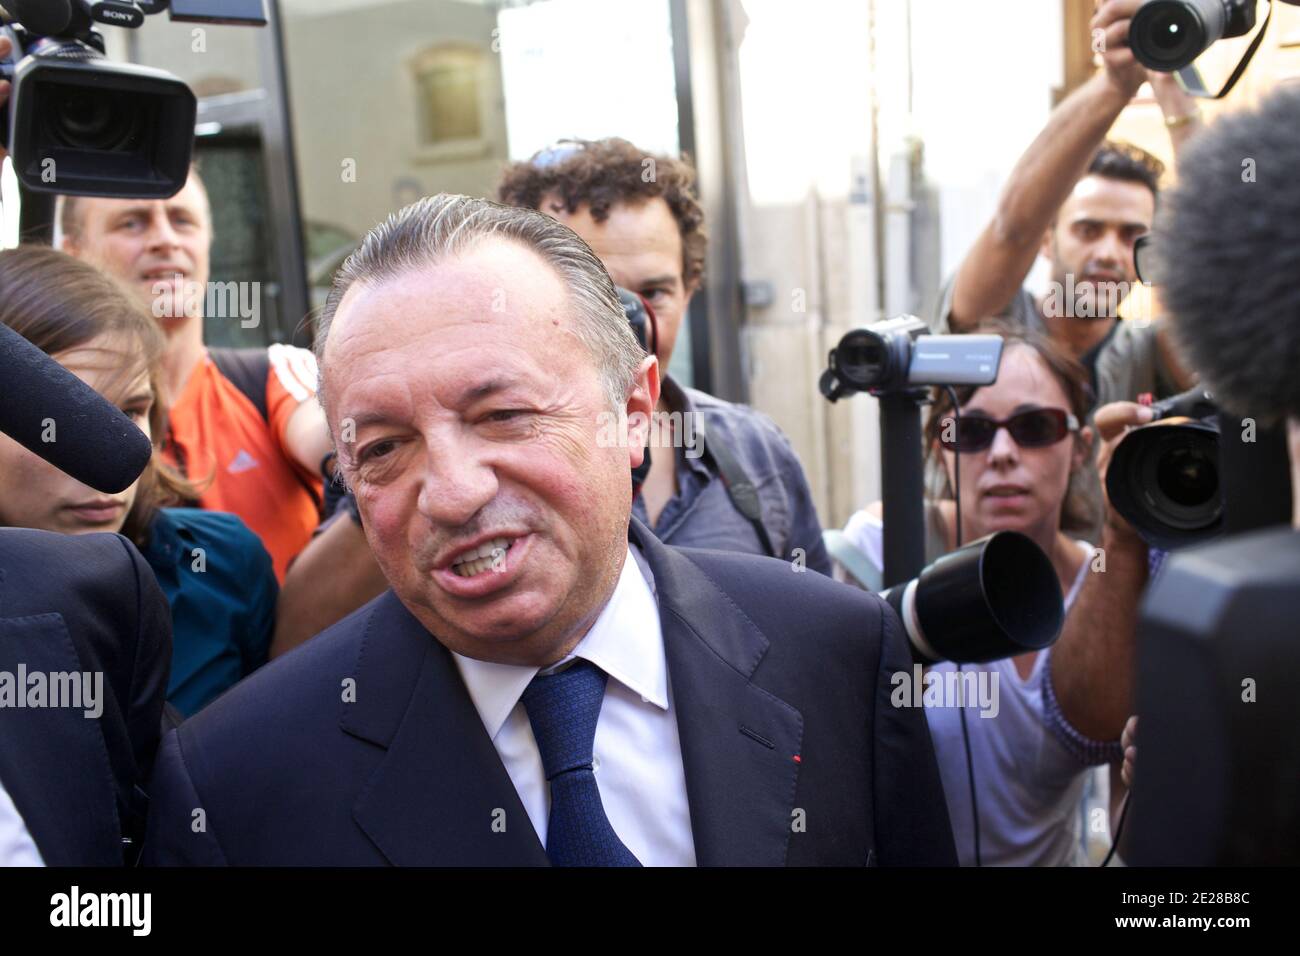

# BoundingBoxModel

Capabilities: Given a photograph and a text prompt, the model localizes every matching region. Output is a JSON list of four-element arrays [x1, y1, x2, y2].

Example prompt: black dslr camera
[[1106, 387, 1223, 550], [1129, 0, 1260, 72], [0, 0, 265, 198]]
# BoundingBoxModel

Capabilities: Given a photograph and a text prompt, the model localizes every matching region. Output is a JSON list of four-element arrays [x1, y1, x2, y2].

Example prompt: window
[[412, 45, 485, 147]]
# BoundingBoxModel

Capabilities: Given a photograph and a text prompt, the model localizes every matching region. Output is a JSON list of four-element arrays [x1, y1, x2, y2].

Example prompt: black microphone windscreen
[[0, 322, 153, 494], [8, 0, 74, 37]]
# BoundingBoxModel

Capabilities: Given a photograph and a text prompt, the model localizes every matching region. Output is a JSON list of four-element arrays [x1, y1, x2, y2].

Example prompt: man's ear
[[625, 353, 660, 472]]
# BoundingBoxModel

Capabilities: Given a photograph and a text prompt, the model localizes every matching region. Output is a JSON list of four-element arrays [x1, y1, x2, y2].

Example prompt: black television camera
[[0, 0, 266, 198]]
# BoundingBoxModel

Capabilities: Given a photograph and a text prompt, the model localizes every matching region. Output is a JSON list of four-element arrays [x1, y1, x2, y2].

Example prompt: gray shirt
[[933, 272, 1183, 408], [631, 377, 832, 575]]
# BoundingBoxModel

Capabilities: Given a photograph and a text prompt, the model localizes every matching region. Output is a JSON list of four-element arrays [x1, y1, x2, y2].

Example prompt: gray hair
[[314, 193, 645, 415]]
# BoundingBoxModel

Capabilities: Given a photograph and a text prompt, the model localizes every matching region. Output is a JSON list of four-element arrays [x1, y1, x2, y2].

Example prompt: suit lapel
[[631, 520, 804, 866], [342, 592, 548, 866], [0, 608, 121, 867]]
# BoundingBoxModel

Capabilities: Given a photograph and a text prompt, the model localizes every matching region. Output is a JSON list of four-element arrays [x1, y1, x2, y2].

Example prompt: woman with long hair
[[0, 246, 276, 717], [836, 321, 1122, 866]]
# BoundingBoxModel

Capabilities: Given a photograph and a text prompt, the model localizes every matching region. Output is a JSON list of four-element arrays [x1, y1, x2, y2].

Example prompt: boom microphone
[[0, 322, 153, 493], [6, 0, 75, 37]]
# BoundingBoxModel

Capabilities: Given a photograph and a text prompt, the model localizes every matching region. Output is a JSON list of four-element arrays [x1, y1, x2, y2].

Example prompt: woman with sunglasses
[[836, 322, 1128, 867]]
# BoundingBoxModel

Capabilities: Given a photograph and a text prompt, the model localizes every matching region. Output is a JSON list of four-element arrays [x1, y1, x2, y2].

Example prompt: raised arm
[[947, 1, 1148, 331]]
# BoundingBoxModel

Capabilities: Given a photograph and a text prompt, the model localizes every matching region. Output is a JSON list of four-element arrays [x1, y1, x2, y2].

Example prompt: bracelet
[[1165, 109, 1201, 130]]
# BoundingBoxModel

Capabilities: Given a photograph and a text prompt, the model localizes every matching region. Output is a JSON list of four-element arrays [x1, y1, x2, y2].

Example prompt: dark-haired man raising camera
[[939, 0, 1195, 408]]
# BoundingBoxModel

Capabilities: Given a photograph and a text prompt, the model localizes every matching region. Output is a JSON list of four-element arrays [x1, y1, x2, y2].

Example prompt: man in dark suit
[[144, 193, 955, 866], [0, 529, 171, 866]]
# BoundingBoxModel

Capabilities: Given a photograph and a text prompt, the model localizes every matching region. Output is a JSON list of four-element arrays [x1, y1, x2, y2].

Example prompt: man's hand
[[0, 33, 11, 164], [945, 0, 1152, 333], [1094, 0, 1149, 99], [1148, 67, 1202, 153], [1094, 400, 1155, 535]]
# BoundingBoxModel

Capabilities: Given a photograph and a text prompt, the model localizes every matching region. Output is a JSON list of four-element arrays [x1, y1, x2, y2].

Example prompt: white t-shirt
[[842, 510, 1096, 866]]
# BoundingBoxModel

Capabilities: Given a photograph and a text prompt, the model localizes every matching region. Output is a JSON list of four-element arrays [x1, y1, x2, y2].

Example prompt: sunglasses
[[941, 407, 1079, 454]]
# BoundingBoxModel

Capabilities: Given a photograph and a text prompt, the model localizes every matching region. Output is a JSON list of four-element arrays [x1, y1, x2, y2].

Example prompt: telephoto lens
[[1106, 389, 1224, 549], [1129, 0, 1254, 72], [881, 531, 1065, 664]]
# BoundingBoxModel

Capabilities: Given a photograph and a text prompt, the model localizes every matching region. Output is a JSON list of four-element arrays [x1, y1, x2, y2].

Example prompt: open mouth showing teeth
[[450, 536, 517, 577]]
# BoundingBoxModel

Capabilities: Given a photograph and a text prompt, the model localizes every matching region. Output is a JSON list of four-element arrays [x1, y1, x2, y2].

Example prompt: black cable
[[1102, 790, 1131, 867], [941, 386, 979, 865]]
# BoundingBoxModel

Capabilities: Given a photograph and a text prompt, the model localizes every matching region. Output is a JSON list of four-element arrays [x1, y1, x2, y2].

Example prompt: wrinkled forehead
[[321, 240, 588, 408]]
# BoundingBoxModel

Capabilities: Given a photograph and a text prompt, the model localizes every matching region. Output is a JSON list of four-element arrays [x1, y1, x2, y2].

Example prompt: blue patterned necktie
[[520, 659, 641, 867]]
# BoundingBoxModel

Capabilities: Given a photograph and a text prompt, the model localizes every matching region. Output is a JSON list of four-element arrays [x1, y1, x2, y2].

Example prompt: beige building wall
[[727, 0, 1300, 533], [728, 0, 1063, 530], [281, 0, 508, 240]]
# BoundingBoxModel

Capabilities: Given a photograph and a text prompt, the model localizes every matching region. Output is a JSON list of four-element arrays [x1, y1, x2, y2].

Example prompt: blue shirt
[[141, 508, 276, 717], [632, 377, 831, 575]]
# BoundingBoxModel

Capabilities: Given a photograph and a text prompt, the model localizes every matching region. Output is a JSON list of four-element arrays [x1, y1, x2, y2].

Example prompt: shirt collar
[[451, 544, 667, 740]]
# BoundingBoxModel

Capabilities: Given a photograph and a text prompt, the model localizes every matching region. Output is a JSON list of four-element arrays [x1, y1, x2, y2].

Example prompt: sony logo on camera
[[89, 2, 145, 28]]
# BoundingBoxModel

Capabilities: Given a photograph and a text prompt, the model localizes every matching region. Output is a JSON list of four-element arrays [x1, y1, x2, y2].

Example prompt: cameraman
[[938, 0, 1194, 407]]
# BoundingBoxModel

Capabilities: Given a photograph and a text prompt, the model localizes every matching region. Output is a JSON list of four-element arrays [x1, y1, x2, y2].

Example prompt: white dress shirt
[[0, 774, 44, 867], [452, 545, 696, 866]]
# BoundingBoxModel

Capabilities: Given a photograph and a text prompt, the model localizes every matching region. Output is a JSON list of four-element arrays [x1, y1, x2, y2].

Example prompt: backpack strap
[[695, 415, 780, 559], [208, 346, 323, 516], [208, 346, 270, 422]]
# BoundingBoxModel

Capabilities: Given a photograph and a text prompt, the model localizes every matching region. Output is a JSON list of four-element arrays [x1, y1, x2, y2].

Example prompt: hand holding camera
[[1093, 0, 1151, 99], [1094, 400, 1156, 537]]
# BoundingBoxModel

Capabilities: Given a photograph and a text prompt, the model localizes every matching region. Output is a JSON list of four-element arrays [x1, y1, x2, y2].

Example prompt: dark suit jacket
[[0, 528, 171, 866], [144, 519, 956, 866]]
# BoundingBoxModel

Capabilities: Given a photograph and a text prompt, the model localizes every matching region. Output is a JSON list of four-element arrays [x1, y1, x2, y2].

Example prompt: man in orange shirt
[[60, 171, 331, 581]]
